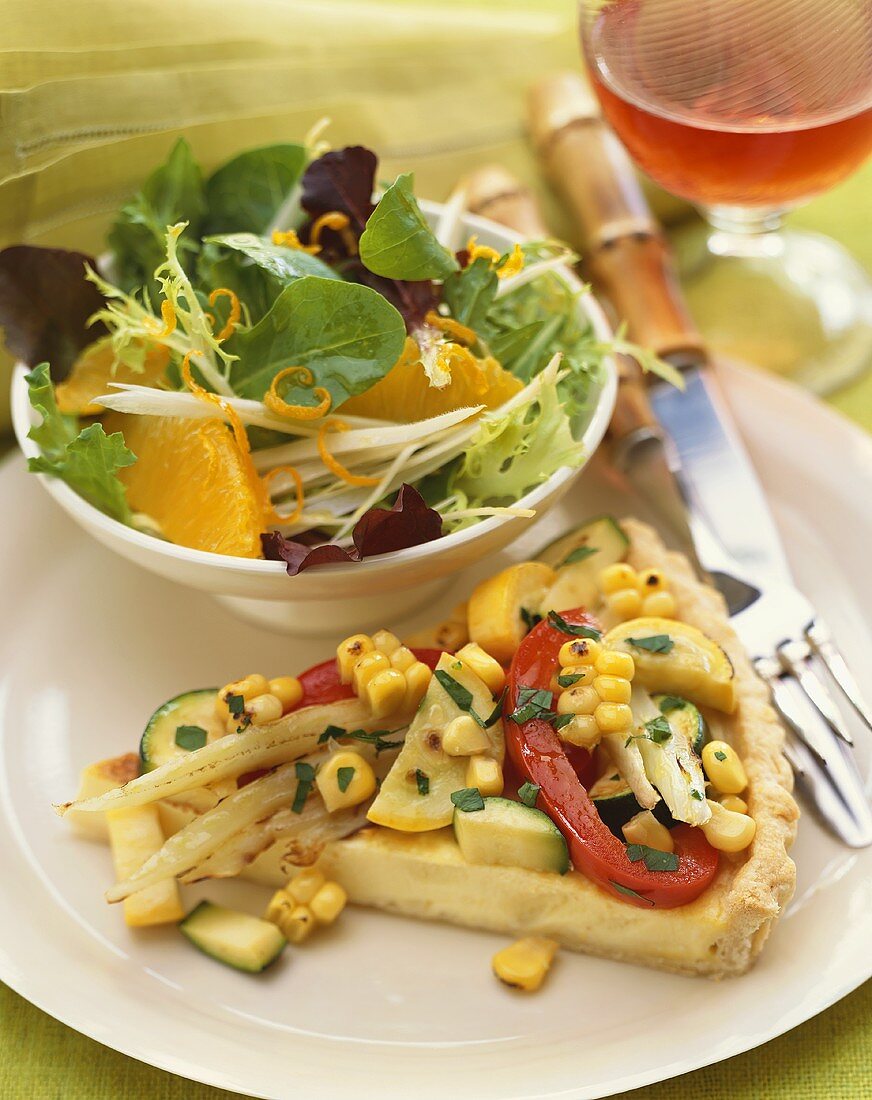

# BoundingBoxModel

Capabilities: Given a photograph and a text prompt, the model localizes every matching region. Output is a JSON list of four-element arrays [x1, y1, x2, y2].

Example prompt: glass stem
[[702, 204, 788, 259]]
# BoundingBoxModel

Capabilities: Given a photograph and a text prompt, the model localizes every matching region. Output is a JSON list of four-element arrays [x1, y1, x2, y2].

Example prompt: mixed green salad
[[1, 127, 672, 571]]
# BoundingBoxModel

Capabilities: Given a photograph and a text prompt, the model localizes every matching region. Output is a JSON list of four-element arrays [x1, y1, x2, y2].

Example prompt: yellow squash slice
[[468, 562, 556, 664], [604, 617, 736, 713]]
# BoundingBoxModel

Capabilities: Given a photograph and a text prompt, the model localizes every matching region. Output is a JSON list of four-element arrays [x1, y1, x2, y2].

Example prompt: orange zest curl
[[261, 465, 305, 525], [496, 242, 525, 279], [317, 420, 380, 486], [264, 366, 332, 420], [208, 288, 241, 342], [159, 300, 177, 337], [424, 309, 477, 346], [271, 228, 320, 254], [181, 353, 301, 525], [465, 235, 501, 265], [310, 211, 358, 255]]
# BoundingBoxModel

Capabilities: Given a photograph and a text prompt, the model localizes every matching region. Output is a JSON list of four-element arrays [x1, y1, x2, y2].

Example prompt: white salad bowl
[[11, 202, 617, 635]]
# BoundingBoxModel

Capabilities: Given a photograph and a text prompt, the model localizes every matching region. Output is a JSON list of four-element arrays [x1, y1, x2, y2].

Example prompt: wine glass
[[580, 0, 872, 392]]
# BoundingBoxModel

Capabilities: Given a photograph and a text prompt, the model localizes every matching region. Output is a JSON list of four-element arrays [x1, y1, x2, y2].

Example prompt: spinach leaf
[[26, 364, 135, 523], [227, 275, 406, 405], [442, 257, 497, 332], [489, 320, 544, 371], [204, 233, 338, 285], [359, 173, 458, 281], [204, 144, 306, 235], [108, 138, 205, 297]]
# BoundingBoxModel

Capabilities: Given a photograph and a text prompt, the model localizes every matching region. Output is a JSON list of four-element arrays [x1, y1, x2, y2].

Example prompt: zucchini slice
[[180, 901, 286, 973], [453, 796, 569, 874], [536, 516, 628, 615], [632, 689, 711, 827], [139, 689, 224, 773]]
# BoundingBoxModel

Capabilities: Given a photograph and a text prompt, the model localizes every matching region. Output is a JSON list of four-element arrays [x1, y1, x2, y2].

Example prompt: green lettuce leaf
[[442, 257, 498, 333], [26, 364, 135, 523], [227, 275, 406, 406], [108, 138, 206, 299], [359, 173, 458, 281], [203, 144, 307, 235], [451, 372, 584, 506]]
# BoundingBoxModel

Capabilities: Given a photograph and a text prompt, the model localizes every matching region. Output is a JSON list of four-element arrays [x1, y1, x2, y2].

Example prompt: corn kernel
[[558, 637, 601, 667], [403, 661, 432, 710], [310, 881, 348, 925], [642, 591, 676, 618], [433, 618, 469, 652], [316, 750, 377, 812], [702, 799, 756, 852], [492, 936, 558, 992], [215, 674, 270, 719], [246, 693, 283, 725], [559, 665, 596, 686], [373, 629, 402, 656], [455, 642, 506, 694], [337, 634, 374, 684], [365, 668, 407, 718], [558, 714, 600, 749], [389, 645, 416, 672], [269, 676, 303, 713], [283, 904, 316, 943], [592, 675, 632, 704], [606, 588, 643, 620], [288, 867, 326, 905], [557, 685, 600, 715], [265, 887, 293, 924], [465, 755, 503, 796], [702, 741, 748, 795], [443, 714, 490, 756], [637, 568, 667, 594], [594, 701, 634, 733], [594, 650, 635, 679], [599, 563, 638, 594], [352, 651, 391, 695], [622, 810, 674, 852], [719, 794, 748, 814]]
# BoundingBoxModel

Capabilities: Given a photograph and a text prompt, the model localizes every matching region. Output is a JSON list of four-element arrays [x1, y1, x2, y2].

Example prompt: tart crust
[[246, 518, 799, 977]]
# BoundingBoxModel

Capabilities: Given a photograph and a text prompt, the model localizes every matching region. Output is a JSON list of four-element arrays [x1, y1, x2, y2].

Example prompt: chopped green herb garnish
[[337, 766, 355, 793], [626, 634, 674, 654], [562, 545, 598, 566], [174, 725, 208, 751], [226, 693, 246, 718], [508, 686, 555, 725], [483, 689, 506, 728], [434, 670, 486, 727], [552, 713, 575, 731], [690, 789, 703, 801], [714, 750, 727, 761], [451, 787, 485, 812], [292, 761, 317, 814], [609, 880, 655, 906], [318, 723, 347, 744], [452, 660, 463, 670], [546, 610, 602, 640], [517, 781, 540, 807], [557, 672, 582, 688], [644, 716, 673, 743], [658, 696, 688, 713], [626, 844, 679, 872], [415, 769, 430, 796], [520, 607, 542, 632]]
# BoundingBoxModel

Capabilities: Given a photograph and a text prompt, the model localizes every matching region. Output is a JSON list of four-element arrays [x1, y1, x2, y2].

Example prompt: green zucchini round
[[139, 688, 222, 772]]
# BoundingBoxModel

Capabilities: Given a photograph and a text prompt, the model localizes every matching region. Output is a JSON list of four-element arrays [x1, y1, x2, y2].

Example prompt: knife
[[525, 72, 872, 846]]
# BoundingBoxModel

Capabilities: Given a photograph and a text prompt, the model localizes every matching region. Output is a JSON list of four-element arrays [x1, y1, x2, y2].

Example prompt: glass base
[[672, 224, 872, 394]]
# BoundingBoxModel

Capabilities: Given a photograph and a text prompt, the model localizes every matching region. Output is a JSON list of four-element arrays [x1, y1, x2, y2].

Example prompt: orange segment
[[56, 337, 170, 416], [341, 337, 523, 422], [103, 412, 265, 558]]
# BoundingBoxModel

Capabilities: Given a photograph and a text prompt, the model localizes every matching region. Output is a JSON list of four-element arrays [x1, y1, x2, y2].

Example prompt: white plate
[[1, 361, 870, 1100]]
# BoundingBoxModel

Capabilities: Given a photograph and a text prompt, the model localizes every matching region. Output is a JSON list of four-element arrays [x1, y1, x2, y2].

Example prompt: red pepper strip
[[506, 610, 718, 909], [295, 648, 443, 709]]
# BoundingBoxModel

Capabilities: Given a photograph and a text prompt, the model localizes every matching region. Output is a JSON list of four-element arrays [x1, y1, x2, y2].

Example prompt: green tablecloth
[[1, 2, 869, 1096]]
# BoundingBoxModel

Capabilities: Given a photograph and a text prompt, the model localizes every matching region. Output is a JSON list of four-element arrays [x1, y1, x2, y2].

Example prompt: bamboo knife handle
[[528, 72, 706, 366]]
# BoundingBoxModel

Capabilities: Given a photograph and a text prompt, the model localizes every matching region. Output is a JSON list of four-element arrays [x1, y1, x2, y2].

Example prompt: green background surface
[[1, 2, 869, 1097]]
